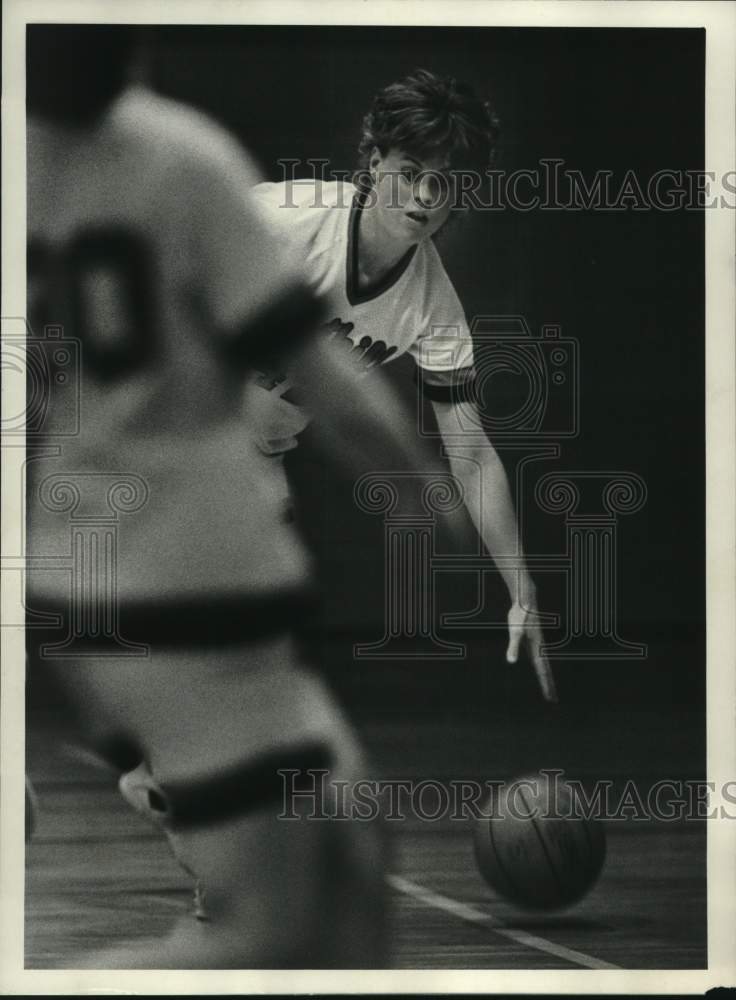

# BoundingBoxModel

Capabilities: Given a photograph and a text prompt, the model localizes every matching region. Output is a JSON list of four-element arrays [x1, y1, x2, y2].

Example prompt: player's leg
[[36, 639, 386, 968], [140, 648, 387, 968], [77, 790, 386, 968], [115, 723, 387, 962], [98, 742, 387, 968], [117, 762, 209, 919]]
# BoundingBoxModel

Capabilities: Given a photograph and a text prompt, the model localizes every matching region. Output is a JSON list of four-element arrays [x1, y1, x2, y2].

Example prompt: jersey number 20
[[28, 227, 154, 379]]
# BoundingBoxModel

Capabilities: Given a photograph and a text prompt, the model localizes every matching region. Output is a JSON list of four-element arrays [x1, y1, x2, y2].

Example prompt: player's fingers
[[533, 648, 558, 703], [506, 624, 522, 664], [506, 601, 529, 663]]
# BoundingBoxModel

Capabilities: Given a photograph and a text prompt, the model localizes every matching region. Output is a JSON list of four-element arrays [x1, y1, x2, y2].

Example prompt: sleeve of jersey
[[407, 257, 476, 405], [186, 148, 321, 367]]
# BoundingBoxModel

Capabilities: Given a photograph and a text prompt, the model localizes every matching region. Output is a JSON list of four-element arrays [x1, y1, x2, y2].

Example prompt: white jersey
[[26, 85, 311, 606], [250, 180, 475, 383]]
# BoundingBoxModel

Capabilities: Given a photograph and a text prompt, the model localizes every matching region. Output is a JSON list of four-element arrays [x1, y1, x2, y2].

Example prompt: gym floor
[[25, 703, 706, 970]]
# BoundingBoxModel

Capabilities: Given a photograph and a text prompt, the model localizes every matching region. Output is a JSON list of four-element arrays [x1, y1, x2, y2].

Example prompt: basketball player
[[25, 26, 442, 968], [249, 69, 557, 702]]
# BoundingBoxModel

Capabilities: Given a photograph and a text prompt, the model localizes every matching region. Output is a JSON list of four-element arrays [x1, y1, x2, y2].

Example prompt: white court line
[[388, 874, 621, 970]]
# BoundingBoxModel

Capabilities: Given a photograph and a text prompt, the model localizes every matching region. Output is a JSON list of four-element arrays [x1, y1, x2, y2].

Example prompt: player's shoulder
[[110, 84, 261, 184]]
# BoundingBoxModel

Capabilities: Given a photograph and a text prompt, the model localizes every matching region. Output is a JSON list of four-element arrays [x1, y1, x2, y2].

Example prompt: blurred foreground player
[[249, 69, 557, 702], [25, 26, 435, 968]]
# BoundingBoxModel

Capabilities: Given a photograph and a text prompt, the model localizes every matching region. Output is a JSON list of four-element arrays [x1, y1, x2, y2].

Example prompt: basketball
[[473, 773, 606, 910]]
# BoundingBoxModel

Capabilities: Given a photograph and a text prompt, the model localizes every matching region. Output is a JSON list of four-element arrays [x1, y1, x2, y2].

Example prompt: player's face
[[368, 148, 452, 244]]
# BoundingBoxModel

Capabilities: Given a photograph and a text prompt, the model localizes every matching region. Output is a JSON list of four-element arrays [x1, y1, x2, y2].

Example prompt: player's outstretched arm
[[292, 336, 458, 493], [430, 398, 558, 703]]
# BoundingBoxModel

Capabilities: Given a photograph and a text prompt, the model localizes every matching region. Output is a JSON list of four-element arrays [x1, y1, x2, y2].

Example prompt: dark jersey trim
[[27, 585, 318, 648], [415, 366, 477, 404], [345, 191, 417, 307], [161, 741, 334, 827]]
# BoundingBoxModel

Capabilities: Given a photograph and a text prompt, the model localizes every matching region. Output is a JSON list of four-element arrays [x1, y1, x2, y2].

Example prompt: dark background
[[32, 27, 707, 745]]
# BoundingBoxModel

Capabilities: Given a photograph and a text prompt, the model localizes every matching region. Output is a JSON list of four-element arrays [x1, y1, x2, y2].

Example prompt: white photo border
[[2, 0, 734, 994]]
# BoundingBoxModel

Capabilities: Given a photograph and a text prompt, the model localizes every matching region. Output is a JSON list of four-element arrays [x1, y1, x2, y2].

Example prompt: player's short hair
[[27, 25, 139, 125], [357, 68, 500, 176]]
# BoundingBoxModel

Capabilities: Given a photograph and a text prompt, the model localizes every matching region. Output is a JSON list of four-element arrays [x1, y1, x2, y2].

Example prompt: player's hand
[[506, 600, 558, 703], [243, 375, 309, 455]]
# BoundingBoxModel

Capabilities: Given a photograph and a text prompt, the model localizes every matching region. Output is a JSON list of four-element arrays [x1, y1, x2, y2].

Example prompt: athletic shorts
[[33, 635, 364, 795]]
